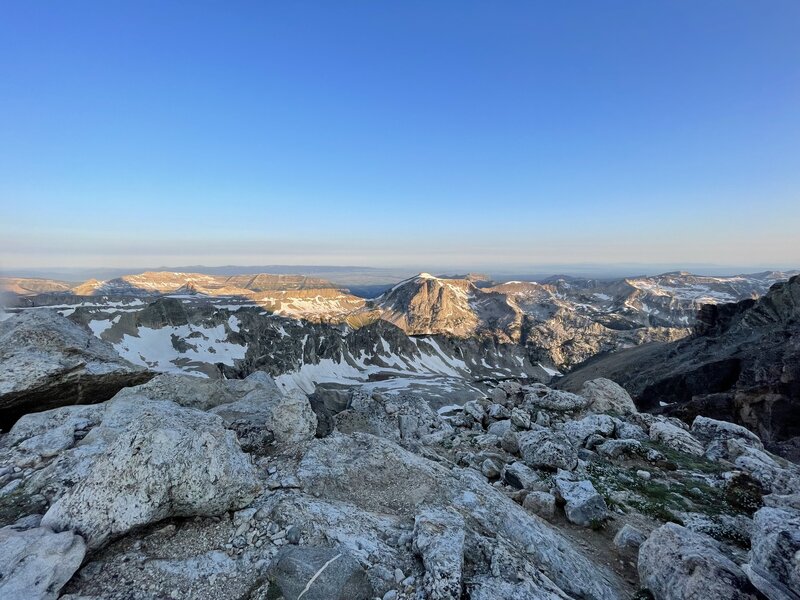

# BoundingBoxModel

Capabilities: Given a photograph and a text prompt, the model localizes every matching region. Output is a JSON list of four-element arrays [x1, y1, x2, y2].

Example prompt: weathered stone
[[41, 397, 260, 549], [481, 458, 502, 479], [0, 525, 86, 600], [113, 373, 238, 410], [497, 381, 522, 397], [295, 433, 623, 600], [500, 429, 520, 455], [615, 421, 648, 441], [743, 507, 800, 600], [763, 493, 800, 511], [596, 439, 643, 459], [487, 403, 510, 420], [463, 401, 486, 423], [518, 429, 578, 471], [579, 378, 637, 415], [0, 310, 151, 427], [613, 524, 646, 554], [554, 479, 608, 526], [268, 545, 374, 600], [523, 491, 556, 520], [468, 576, 569, 600], [724, 439, 800, 495], [692, 415, 764, 449], [638, 523, 760, 600], [562, 414, 616, 447], [510, 407, 531, 429], [649, 421, 705, 456], [501, 461, 542, 491], [413, 508, 465, 600], [487, 419, 511, 438], [524, 385, 591, 413]]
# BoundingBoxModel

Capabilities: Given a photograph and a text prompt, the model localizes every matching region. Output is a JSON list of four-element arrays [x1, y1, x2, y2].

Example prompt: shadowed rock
[[0, 310, 152, 429]]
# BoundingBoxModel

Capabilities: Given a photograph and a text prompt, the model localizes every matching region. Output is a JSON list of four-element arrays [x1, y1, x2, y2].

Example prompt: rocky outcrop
[[0, 310, 152, 429], [369, 273, 521, 341], [558, 275, 800, 454], [692, 415, 764, 449], [296, 433, 623, 599], [638, 523, 760, 600], [3, 309, 798, 600], [743, 507, 800, 600], [649, 421, 705, 456], [412, 508, 465, 600], [524, 384, 591, 413]]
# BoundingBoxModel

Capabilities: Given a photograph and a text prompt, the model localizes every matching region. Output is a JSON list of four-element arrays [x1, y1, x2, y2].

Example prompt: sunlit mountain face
[[2, 268, 795, 385]]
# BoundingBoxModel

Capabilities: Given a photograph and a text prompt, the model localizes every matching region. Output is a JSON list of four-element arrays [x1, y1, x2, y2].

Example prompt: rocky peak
[[373, 273, 519, 340]]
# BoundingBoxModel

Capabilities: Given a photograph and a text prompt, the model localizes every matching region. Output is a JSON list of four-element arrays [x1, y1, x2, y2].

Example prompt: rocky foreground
[[0, 313, 798, 600]]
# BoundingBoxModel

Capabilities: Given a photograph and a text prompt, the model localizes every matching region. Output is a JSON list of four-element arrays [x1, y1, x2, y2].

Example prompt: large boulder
[[518, 429, 578, 471], [210, 387, 317, 445], [649, 421, 705, 456], [524, 385, 591, 413], [723, 439, 800, 495], [0, 524, 86, 600], [743, 507, 800, 600], [638, 523, 760, 600], [114, 371, 281, 411], [0, 310, 152, 428], [692, 415, 764, 449], [116, 371, 314, 451], [579, 378, 637, 415], [40, 396, 260, 549], [468, 576, 572, 600], [562, 414, 616, 447]]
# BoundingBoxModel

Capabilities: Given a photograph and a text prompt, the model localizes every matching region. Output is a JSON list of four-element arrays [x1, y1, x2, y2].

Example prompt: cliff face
[[558, 276, 800, 455]]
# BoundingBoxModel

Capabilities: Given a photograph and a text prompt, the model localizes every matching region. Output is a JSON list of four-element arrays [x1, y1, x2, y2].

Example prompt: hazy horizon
[[2, 3, 799, 268], [3, 261, 799, 287]]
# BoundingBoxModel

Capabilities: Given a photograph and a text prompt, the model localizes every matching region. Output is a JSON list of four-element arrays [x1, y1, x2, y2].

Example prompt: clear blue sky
[[1, 1, 798, 271]]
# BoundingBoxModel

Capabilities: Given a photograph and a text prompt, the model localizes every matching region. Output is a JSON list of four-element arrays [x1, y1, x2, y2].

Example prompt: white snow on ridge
[[113, 324, 246, 375], [275, 357, 365, 394], [538, 363, 562, 377]]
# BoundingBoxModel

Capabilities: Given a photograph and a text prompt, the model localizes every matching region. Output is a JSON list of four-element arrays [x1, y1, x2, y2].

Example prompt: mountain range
[[2, 268, 800, 600], [2, 268, 796, 370]]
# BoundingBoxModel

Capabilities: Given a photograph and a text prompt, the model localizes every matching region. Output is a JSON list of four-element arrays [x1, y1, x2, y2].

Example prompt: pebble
[[383, 591, 398, 600], [394, 568, 405, 582], [636, 470, 651, 480]]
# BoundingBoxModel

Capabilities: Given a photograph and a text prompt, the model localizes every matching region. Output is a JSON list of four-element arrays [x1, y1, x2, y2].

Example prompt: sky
[[1, 1, 799, 273]]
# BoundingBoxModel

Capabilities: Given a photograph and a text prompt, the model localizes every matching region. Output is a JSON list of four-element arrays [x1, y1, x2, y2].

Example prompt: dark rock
[[558, 276, 800, 453], [268, 546, 374, 600], [0, 310, 153, 430]]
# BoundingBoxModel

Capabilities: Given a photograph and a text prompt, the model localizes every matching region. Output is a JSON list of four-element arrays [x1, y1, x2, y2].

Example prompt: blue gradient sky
[[1, 1, 799, 271]]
